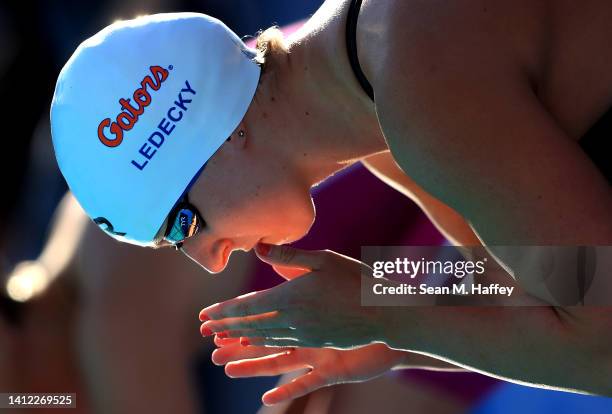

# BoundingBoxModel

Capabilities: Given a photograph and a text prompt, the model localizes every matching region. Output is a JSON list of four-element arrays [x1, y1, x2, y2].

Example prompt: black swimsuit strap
[[346, 0, 375, 101]]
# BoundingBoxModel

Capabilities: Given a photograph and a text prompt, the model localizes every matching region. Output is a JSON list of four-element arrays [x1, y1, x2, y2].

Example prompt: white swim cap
[[51, 13, 260, 246]]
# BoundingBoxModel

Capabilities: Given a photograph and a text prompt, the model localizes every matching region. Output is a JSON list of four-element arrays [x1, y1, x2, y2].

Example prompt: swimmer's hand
[[200, 244, 389, 349], [211, 336, 405, 406]]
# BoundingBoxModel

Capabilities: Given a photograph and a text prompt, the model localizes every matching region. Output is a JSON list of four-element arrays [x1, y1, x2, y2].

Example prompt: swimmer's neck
[[248, 0, 388, 186]]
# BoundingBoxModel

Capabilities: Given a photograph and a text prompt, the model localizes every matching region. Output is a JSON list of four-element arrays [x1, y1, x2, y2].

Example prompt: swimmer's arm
[[361, 152, 481, 246], [361, 153, 483, 373], [393, 351, 467, 372], [375, 1, 612, 289], [385, 306, 612, 395], [362, 151, 525, 293], [369, 3, 612, 394]]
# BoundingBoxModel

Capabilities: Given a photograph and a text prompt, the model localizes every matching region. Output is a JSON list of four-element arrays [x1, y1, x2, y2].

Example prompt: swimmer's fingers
[[200, 287, 285, 320], [221, 329, 297, 342], [255, 243, 326, 272], [245, 337, 302, 348], [262, 371, 326, 406], [202, 311, 286, 334], [258, 243, 373, 282], [225, 348, 308, 378], [211, 342, 291, 366], [213, 334, 240, 347]]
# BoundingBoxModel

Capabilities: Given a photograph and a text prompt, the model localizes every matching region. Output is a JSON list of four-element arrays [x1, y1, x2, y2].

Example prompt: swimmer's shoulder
[[358, 0, 548, 101], [356, 0, 549, 187], [354, 0, 612, 244]]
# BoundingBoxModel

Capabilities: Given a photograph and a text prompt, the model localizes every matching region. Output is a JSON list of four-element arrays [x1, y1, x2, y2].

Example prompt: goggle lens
[[165, 207, 201, 244]]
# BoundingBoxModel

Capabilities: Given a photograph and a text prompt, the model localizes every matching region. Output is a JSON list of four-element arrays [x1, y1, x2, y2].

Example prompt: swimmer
[[50, 0, 612, 405]]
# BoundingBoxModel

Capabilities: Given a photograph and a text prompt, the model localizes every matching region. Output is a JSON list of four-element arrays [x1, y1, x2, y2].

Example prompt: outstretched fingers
[[201, 311, 287, 336], [211, 342, 290, 366], [200, 288, 282, 321], [244, 337, 303, 348], [262, 371, 327, 406], [225, 348, 309, 378]]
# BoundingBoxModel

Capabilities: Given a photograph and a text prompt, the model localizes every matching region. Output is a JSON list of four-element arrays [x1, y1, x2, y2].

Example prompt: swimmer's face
[[173, 128, 315, 273]]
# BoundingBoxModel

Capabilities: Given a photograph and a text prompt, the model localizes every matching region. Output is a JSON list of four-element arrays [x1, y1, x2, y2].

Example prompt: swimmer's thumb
[[255, 243, 322, 280], [271, 265, 310, 280]]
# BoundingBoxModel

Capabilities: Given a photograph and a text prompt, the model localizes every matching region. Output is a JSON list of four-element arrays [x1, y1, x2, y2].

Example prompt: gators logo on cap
[[97, 65, 170, 148]]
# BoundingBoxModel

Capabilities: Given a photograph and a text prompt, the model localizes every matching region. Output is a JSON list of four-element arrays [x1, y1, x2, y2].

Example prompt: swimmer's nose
[[181, 237, 234, 273], [210, 238, 234, 273]]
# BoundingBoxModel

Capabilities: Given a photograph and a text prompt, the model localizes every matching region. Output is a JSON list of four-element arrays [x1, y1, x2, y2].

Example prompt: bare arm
[[371, 1, 612, 284], [393, 351, 467, 373], [362, 151, 481, 247], [362, 0, 612, 394], [361, 152, 475, 372], [362, 152, 539, 373]]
